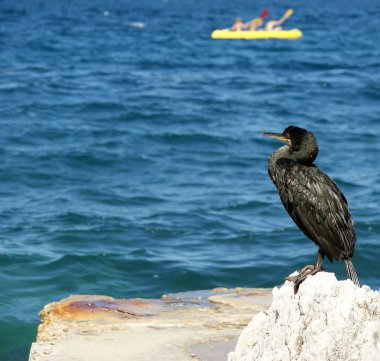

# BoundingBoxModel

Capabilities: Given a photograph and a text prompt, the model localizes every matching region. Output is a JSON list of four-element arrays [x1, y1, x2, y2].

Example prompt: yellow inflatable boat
[[211, 28, 302, 40]]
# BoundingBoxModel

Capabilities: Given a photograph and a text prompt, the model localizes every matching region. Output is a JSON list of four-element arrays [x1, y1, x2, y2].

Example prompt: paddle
[[261, 9, 268, 19], [279, 9, 293, 24]]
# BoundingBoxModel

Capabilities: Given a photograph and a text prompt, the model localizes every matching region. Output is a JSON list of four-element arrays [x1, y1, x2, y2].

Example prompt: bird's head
[[262, 126, 318, 164]]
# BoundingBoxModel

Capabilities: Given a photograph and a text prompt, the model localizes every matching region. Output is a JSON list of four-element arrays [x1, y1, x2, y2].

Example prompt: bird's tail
[[344, 258, 360, 287]]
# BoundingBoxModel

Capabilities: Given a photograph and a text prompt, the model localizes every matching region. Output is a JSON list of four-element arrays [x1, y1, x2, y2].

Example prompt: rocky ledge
[[30, 272, 380, 361], [29, 287, 272, 361]]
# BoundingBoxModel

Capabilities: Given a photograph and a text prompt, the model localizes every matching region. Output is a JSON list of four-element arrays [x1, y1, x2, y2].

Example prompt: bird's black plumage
[[262, 126, 360, 289]]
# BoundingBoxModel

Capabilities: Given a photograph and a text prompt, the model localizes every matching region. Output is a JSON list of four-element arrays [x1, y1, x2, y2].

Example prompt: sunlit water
[[0, 0, 380, 359]]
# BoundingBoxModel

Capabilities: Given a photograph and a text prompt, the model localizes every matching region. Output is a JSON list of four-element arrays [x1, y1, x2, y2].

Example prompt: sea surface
[[0, 0, 380, 359]]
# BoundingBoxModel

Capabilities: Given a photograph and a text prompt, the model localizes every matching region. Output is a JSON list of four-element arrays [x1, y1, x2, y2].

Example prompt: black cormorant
[[262, 126, 360, 292]]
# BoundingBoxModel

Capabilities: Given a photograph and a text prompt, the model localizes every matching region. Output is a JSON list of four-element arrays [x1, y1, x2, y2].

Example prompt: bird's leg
[[293, 251, 324, 293]]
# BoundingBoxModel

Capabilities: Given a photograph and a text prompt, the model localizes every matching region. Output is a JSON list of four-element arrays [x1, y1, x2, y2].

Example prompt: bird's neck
[[268, 144, 318, 177]]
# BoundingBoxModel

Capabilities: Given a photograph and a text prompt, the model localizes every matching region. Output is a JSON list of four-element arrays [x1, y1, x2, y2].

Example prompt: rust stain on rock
[[46, 296, 165, 322], [35, 288, 274, 344]]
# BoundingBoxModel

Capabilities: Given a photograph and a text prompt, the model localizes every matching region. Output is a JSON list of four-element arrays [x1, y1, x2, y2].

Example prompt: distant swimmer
[[265, 9, 293, 31], [230, 17, 245, 31], [247, 9, 268, 31]]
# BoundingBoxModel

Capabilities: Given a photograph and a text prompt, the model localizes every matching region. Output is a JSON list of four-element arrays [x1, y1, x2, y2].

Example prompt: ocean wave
[[128, 21, 146, 28]]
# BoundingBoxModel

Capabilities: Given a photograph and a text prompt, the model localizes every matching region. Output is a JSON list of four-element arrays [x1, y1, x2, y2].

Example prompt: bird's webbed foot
[[285, 265, 317, 282], [286, 251, 325, 294], [293, 265, 324, 293], [295, 261, 325, 293]]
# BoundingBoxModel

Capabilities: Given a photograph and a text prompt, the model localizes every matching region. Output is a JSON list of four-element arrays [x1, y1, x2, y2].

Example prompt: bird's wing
[[273, 158, 355, 262]]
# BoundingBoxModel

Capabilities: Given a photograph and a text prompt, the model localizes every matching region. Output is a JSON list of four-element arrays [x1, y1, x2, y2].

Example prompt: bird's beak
[[261, 132, 291, 145]]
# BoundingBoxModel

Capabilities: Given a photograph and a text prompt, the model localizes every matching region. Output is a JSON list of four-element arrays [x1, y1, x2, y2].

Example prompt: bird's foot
[[285, 265, 316, 282], [292, 264, 324, 294], [285, 274, 300, 282]]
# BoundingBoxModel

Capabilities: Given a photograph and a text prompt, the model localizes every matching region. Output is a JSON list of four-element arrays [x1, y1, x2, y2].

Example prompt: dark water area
[[0, 0, 380, 359]]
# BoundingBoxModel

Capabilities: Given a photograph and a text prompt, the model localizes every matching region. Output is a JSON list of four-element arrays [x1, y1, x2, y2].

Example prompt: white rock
[[228, 272, 380, 361]]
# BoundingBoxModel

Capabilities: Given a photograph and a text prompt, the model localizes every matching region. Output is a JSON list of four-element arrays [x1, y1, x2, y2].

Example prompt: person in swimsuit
[[265, 9, 293, 31], [230, 17, 245, 31], [247, 9, 268, 31]]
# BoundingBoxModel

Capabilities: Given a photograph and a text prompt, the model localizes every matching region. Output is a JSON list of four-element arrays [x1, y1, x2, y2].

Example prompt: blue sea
[[1, 0, 380, 359]]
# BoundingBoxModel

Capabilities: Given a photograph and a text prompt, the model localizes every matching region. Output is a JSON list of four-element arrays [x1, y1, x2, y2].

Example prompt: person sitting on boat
[[247, 17, 263, 31], [265, 9, 293, 31], [247, 9, 268, 31], [230, 17, 246, 31]]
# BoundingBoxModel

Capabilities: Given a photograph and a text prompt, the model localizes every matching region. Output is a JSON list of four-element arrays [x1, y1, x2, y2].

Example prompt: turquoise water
[[1, 0, 380, 359]]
